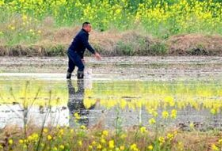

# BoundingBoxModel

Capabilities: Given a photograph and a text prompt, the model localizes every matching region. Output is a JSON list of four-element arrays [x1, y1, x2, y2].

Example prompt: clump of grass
[[45, 45, 66, 56], [116, 41, 135, 56], [149, 42, 168, 55]]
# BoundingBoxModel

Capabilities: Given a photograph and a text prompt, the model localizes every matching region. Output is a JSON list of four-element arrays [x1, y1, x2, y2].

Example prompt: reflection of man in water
[[67, 79, 96, 127]]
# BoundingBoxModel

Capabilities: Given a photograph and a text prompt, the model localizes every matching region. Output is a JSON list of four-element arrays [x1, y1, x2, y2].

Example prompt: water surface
[[0, 56, 222, 130]]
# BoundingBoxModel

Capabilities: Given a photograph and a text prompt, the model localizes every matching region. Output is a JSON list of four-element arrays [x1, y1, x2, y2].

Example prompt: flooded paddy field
[[0, 56, 222, 151], [0, 56, 222, 130]]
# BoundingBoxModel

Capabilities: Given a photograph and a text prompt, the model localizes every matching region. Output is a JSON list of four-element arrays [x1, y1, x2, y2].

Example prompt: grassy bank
[[0, 0, 222, 56], [1, 29, 222, 56]]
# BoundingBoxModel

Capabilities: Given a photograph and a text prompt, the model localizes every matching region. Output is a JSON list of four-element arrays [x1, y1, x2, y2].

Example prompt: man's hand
[[94, 52, 102, 60]]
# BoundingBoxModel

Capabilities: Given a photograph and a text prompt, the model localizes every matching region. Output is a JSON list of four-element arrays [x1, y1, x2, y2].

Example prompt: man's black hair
[[82, 22, 90, 28]]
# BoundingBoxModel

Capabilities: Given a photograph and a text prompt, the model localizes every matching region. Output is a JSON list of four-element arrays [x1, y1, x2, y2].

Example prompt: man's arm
[[80, 33, 102, 60], [80, 33, 95, 54]]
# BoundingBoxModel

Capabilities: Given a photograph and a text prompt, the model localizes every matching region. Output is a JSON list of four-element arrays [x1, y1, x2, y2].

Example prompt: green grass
[[1, 0, 222, 56], [0, 0, 222, 45]]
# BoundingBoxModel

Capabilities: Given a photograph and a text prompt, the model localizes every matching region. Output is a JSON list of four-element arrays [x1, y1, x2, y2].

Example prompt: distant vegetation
[[0, 0, 222, 55]]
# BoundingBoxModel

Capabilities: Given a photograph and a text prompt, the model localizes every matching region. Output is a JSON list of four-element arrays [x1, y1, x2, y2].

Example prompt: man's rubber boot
[[66, 72, 72, 79], [77, 71, 84, 79]]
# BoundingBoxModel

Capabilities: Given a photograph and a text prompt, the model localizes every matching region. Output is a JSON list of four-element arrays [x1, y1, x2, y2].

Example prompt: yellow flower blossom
[[74, 113, 80, 120], [130, 143, 139, 151], [149, 118, 156, 125], [19, 139, 24, 144], [9, 139, 13, 145], [212, 144, 219, 151], [47, 135, 52, 140], [171, 109, 177, 119], [120, 145, 125, 150], [148, 145, 153, 150], [140, 126, 147, 133], [102, 130, 109, 136], [100, 138, 106, 144], [78, 140, 82, 146], [43, 128, 48, 133], [97, 144, 102, 149], [109, 140, 115, 149], [162, 110, 169, 119], [158, 136, 165, 145], [59, 145, 65, 149]]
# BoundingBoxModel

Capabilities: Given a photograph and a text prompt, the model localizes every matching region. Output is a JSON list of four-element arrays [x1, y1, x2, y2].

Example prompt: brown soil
[[1, 27, 222, 56], [168, 34, 222, 55]]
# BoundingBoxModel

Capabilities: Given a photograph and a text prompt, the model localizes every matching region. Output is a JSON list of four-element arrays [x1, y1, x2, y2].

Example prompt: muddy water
[[0, 56, 222, 130], [0, 56, 222, 80]]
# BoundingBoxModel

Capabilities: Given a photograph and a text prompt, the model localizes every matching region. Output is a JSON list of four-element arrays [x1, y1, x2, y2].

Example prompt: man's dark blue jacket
[[68, 29, 95, 58]]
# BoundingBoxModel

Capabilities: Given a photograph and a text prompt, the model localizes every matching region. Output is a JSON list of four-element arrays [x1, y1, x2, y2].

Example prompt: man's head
[[82, 22, 92, 33]]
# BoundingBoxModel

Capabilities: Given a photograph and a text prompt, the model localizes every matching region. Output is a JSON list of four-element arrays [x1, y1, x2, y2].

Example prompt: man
[[66, 22, 101, 79]]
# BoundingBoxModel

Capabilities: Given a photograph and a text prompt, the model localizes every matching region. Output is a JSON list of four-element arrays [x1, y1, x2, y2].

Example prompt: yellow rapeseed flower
[[59, 145, 65, 149], [158, 136, 165, 144], [19, 139, 24, 144], [80, 125, 86, 129], [88, 145, 93, 150], [130, 143, 139, 151], [140, 126, 147, 133], [212, 144, 219, 151], [189, 122, 194, 129], [177, 141, 184, 151], [78, 140, 83, 146], [43, 128, 48, 133], [9, 139, 13, 145], [149, 118, 156, 125], [0, 0, 5, 6], [59, 129, 64, 135], [120, 145, 125, 150], [28, 135, 33, 141], [171, 109, 177, 119], [47, 135, 52, 140], [167, 133, 174, 141], [22, 14, 28, 21], [74, 113, 80, 120], [120, 134, 127, 139], [97, 144, 102, 149], [102, 130, 109, 136], [100, 138, 106, 144], [37, 30, 42, 34], [92, 141, 97, 146], [148, 145, 153, 150], [218, 139, 222, 145], [52, 147, 58, 151], [162, 110, 169, 119], [210, 108, 217, 115], [10, 26, 15, 30], [109, 140, 115, 149]]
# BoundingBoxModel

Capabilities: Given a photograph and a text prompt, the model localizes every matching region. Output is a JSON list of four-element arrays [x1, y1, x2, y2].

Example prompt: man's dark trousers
[[67, 49, 84, 79]]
